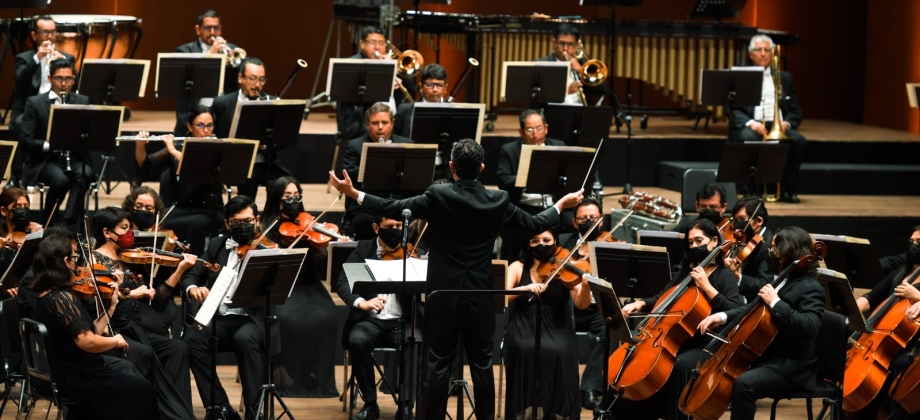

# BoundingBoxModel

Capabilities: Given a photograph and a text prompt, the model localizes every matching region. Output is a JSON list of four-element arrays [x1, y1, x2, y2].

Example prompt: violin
[[154, 229, 189, 253], [535, 247, 592, 286], [2, 223, 42, 252], [70, 264, 128, 300], [236, 235, 278, 258], [278, 211, 345, 248], [716, 216, 734, 241], [380, 243, 419, 261], [120, 248, 221, 272]]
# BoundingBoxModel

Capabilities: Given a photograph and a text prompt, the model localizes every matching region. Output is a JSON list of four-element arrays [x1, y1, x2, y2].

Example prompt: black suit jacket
[[738, 227, 779, 302], [535, 53, 609, 101], [496, 138, 566, 206], [20, 92, 92, 186], [336, 53, 418, 140], [394, 102, 415, 138], [730, 70, 803, 139], [179, 235, 282, 355], [361, 179, 561, 342], [174, 40, 241, 134], [343, 133, 414, 215], [12, 49, 75, 116]]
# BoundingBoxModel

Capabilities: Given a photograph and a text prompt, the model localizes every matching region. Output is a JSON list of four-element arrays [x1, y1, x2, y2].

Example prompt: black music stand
[[228, 248, 307, 420], [326, 58, 397, 105], [409, 102, 485, 180], [78, 59, 150, 105], [326, 241, 358, 287], [0, 230, 41, 290], [815, 267, 867, 334], [177, 139, 259, 190], [543, 104, 614, 149], [700, 69, 763, 141], [715, 142, 789, 193], [131, 231, 172, 251], [501, 62, 569, 108], [515, 145, 597, 199], [589, 242, 671, 305], [585, 274, 637, 420], [689, 0, 748, 22], [155, 53, 226, 116], [636, 230, 685, 272], [358, 143, 438, 196], [0, 140, 17, 183], [811, 234, 884, 290], [229, 99, 307, 182]]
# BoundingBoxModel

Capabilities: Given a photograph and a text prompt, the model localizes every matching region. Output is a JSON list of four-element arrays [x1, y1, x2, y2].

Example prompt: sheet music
[[364, 259, 428, 282], [193, 266, 238, 329]]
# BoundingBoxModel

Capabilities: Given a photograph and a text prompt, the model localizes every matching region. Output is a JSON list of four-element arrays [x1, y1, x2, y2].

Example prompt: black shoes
[[355, 402, 380, 420], [582, 389, 600, 410], [780, 191, 801, 204]]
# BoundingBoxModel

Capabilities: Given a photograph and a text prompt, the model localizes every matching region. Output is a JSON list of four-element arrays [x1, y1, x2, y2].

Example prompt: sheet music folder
[[176, 138, 259, 185], [586, 275, 637, 345], [155, 53, 226, 99], [0, 230, 42, 289], [47, 105, 125, 153], [515, 145, 597, 193], [589, 242, 671, 300], [357, 143, 438, 190], [228, 99, 307, 148], [325, 58, 397, 103], [227, 248, 307, 308], [78, 58, 151, 103]]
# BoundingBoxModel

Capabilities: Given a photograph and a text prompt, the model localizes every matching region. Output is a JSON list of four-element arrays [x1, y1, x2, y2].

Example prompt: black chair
[[0, 298, 25, 416], [340, 346, 400, 417], [769, 310, 848, 420], [18, 318, 74, 420]]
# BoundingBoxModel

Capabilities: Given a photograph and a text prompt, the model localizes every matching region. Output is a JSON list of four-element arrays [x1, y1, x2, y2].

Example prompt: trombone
[[570, 40, 609, 106], [375, 42, 424, 103]]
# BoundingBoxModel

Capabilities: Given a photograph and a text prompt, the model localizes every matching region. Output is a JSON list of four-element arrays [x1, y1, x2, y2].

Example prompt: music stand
[[815, 267, 867, 334], [78, 58, 150, 105], [501, 61, 569, 108], [358, 143, 438, 194], [0, 230, 41, 290], [811, 234, 884, 290], [715, 142, 789, 191], [228, 99, 307, 181], [515, 145, 597, 198], [325, 58, 397, 104], [585, 273, 637, 420], [636, 230, 685, 270], [47, 104, 125, 203], [228, 248, 307, 420], [906, 83, 920, 108], [155, 53, 226, 111], [409, 102, 484, 147], [131, 231, 172, 251], [589, 242, 671, 305], [326, 241, 358, 288], [177, 139, 259, 187], [689, 0, 748, 22], [700, 69, 762, 141], [0, 141, 17, 182], [543, 104, 614, 149]]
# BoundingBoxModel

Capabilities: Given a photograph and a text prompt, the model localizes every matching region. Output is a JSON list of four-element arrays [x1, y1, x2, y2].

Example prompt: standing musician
[[730, 34, 806, 204], [174, 9, 241, 134], [0, 188, 43, 298], [20, 59, 91, 227], [329, 138, 584, 420], [211, 56, 292, 199], [336, 215, 413, 420], [697, 226, 825, 420], [9, 15, 74, 188], [504, 229, 591, 419], [32, 233, 159, 420], [496, 109, 566, 261], [675, 183, 729, 234], [394, 63, 449, 137], [181, 195, 280, 420], [536, 23, 608, 105], [90, 207, 197, 420], [723, 196, 777, 303], [615, 219, 743, 420], [337, 25, 418, 141]]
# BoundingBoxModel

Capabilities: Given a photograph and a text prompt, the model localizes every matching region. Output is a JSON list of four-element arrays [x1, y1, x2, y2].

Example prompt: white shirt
[[555, 56, 583, 105], [350, 239, 403, 320], [33, 53, 52, 94], [747, 67, 782, 126], [219, 239, 248, 316]]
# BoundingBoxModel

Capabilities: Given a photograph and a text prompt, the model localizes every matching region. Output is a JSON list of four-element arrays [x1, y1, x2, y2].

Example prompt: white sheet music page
[[193, 266, 239, 329], [364, 259, 428, 282]]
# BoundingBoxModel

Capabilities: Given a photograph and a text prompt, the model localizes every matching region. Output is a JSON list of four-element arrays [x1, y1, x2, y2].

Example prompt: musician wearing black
[[20, 59, 92, 227], [730, 34, 806, 204], [615, 219, 742, 420], [336, 216, 411, 420], [329, 139, 584, 420], [536, 23, 608, 106], [698, 226, 825, 420], [32, 233, 158, 420], [174, 9, 241, 134], [19, 224, 73, 319], [496, 109, 566, 260], [723, 196, 778, 303], [0, 188, 43, 292], [337, 25, 418, 141], [181, 196, 279, 420], [674, 183, 728, 234], [394, 63, 449, 137]]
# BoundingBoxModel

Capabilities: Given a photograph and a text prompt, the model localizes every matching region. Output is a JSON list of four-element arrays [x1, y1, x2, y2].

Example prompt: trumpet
[[43, 42, 57, 69], [211, 36, 247, 67]]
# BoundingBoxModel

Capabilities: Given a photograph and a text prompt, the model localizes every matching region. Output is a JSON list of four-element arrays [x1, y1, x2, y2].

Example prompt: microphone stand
[[397, 209, 419, 419]]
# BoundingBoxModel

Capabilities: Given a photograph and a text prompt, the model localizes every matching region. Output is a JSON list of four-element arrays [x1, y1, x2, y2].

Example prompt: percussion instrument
[[619, 192, 682, 223]]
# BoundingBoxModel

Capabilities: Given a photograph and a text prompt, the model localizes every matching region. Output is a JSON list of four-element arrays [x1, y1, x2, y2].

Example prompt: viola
[[121, 248, 221, 272], [278, 211, 345, 248], [535, 247, 592, 286]]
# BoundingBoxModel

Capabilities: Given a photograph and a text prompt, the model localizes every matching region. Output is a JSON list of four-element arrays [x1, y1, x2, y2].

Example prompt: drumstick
[[580, 138, 605, 192]]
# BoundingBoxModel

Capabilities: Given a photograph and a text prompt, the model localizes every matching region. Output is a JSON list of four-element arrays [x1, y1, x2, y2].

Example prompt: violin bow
[[155, 203, 177, 229], [409, 220, 428, 256], [286, 194, 342, 250], [148, 212, 161, 306], [578, 210, 633, 261], [580, 138, 605, 195], [80, 216, 124, 355], [539, 216, 604, 292], [235, 217, 281, 269], [43, 199, 59, 228]]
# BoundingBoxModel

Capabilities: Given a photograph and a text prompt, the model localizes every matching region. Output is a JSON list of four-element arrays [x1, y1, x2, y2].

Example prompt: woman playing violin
[[0, 187, 42, 297], [90, 206, 197, 420], [698, 226, 825, 420], [32, 233, 158, 420], [615, 219, 743, 420], [503, 229, 591, 420]]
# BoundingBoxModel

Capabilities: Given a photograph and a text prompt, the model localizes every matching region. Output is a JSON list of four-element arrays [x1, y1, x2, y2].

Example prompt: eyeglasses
[[524, 126, 546, 135], [734, 217, 749, 224], [688, 237, 711, 247], [750, 47, 773, 53], [910, 239, 920, 245], [363, 40, 387, 47], [64, 254, 79, 262], [133, 204, 156, 212], [697, 204, 723, 212], [7, 204, 28, 211], [282, 194, 302, 204], [193, 122, 214, 130], [201, 25, 222, 32], [528, 237, 555, 246], [423, 82, 446, 90], [574, 216, 600, 223], [36, 30, 57, 37], [52, 76, 75, 83], [243, 75, 268, 85], [227, 218, 256, 227], [555, 41, 578, 49]]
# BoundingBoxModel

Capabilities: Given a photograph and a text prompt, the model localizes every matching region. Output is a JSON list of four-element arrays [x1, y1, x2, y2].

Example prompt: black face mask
[[689, 245, 712, 264], [378, 227, 402, 248], [577, 221, 601, 240], [698, 209, 723, 225], [132, 210, 156, 231], [230, 223, 256, 244], [733, 219, 756, 241], [9, 208, 30, 230], [530, 244, 556, 261], [281, 201, 302, 219], [909, 243, 920, 265]]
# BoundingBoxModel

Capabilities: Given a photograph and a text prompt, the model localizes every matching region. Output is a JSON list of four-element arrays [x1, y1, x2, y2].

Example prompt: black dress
[[504, 269, 581, 420], [34, 289, 158, 420]]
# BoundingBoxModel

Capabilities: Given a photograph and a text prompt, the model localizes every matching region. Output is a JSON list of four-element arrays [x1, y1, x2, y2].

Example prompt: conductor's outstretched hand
[[555, 188, 584, 212], [329, 170, 360, 199]]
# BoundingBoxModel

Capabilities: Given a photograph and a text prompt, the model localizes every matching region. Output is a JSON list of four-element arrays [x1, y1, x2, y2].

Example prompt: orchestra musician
[[211, 56, 292, 199], [697, 226, 825, 420], [90, 207, 197, 420], [0, 187, 44, 298], [723, 196, 778, 303], [32, 233, 158, 420], [19, 59, 91, 227], [674, 183, 728, 234], [615, 219, 743, 420], [19, 224, 73, 319], [394, 63, 449, 137], [336, 215, 413, 420], [329, 138, 584, 420], [537, 23, 609, 105], [174, 9, 241, 135], [337, 25, 418, 141], [9, 15, 74, 188], [496, 109, 566, 261], [181, 195, 279, 420], [504, 229, 591, 419], [730, 34, 806, 204]]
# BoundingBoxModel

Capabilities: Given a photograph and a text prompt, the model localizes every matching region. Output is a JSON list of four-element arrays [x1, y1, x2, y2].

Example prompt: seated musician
[[496, 109, 566, 260], [698, 226, 825, 420], [847, 225, 920, 420], [537, 23, 608, 105], [211, 56, 292, 199], [336, 215, 413, 420], [91, 207, 197, 420], [729, 34, 806, 204], [174, 9, 241, 134], [674, 183, 728, 234], [32, 232, 158, 420], [394, 63, 448, 137], [337, 25, 418, 141], [9, 15, 74, 188], [616, 219, 743, 420], [504, 229, 591, 419], [342, 102, 413, 238], [723, 196, 778, 303], [19, 59, 91, 227], [0, 187, 43, 297], [181, 195, 278, 420]]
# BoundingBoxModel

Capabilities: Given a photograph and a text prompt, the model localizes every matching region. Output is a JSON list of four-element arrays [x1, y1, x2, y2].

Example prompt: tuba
[[572, 41, 608, 106], [762, 44, 786, 202]]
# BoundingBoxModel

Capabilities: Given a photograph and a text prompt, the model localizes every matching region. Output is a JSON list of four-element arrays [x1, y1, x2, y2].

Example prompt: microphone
[[401, 209, 411, 249]]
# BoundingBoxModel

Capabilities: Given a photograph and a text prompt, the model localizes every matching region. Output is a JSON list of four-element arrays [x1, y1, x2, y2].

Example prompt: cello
[[889, 316, 920, 414], [678, 242, 826, 420]]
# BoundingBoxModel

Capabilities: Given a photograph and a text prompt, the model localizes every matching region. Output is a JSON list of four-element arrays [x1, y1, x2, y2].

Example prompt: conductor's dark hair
[[361, 26, 385, 41], [225, 195, 256, 220], [696, 183, 726, 205], [519, 109, 546, 130], [198, 10, 220, 26], [773, 226, 818, 275], [33, 15, 55, 31], [49, 59, 74, 76], [239, 57, 264, 76], [732, 196, 769, 226], [420, 64, 448, 83], [91, 207, 131, 247], [555, 23, 580, 41], [31, 235, 75, 292], [450, 139, 484, 180], [122, 186, 164, 215], [574, 198, 601, 215]]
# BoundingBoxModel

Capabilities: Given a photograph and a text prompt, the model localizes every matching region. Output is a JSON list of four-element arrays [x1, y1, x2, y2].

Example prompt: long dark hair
[[675, 218, 725, 277], [31, 235, 75, 292], [261, 176, 302, 243], [773, 226, 818, 276], [0, 187, 29, 237], [519, 230, 559, 268]]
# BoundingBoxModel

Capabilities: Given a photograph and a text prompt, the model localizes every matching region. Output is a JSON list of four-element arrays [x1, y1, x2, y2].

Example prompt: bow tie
[[225, 238, 239, 250]]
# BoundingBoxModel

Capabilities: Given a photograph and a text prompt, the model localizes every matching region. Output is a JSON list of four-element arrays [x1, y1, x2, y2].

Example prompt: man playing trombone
[[537, 23, 609, 106]]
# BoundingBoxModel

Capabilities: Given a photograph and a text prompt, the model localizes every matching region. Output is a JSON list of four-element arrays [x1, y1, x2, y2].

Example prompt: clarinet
[[61, 90, 72, 173]]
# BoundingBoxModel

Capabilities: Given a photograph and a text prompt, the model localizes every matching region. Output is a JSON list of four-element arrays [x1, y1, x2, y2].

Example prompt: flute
[[115, 136, 190, 141]]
